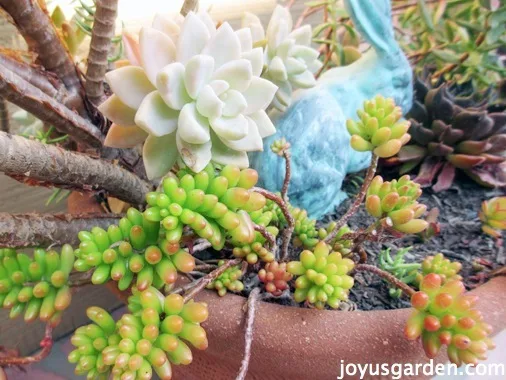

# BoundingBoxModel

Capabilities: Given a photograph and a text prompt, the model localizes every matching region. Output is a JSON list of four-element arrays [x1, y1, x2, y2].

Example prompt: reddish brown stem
[[325, 154, 378, 243], [295, 5, 324, 29], [182, 258, 242, 302], [0, 212, 122, 248], [85, 0, 119, 105], [236, 287, 260, 380], [355, 264, 416, 297], [0, 132, 152, 205], [281, 150, 291, 202], [0, 324, 53, 366], [251, 188, 294, 261], [254, 224, 277, 253]]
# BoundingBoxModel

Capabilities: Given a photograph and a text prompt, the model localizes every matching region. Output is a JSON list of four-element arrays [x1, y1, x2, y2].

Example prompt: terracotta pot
[[68, 193, 506, 380], [174, 276, 506, 380]]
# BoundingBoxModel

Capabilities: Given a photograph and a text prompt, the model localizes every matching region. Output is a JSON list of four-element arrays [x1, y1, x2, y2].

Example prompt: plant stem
[[253, 224, 277, 253], [85, 0, 119, 105], [251, 188, 294, 261], [0, 98, 8, 132], [236, 287, 260, 380], [355, 264, 416, 297], [182, 258, 242, 302], [180, 0, 199, 16], [0, 0, 85, 111], [281, 150, 291, 202], [0, 132, 152, 205], [0, 323, 53, 366], [325, 154, 378, 243], [0, 64, 103, 147], [0, 212, 122, 248]]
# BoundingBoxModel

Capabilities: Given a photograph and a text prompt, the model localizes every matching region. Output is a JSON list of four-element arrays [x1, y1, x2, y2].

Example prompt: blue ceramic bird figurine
[[251, 0, 413, 219]]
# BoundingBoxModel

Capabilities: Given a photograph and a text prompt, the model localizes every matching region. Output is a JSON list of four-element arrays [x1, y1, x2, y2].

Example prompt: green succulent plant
[[479, 196, 506, 238], [365, 175, 428, 234], [287, 241, 355, 309], [347, 95, 411, 158], [0, 245, 74, 324], [206, 260, 244, 296], [69, 288, 209, 379], [378, 247, 421, 298], [405, 274, 495, 365], [394, 0, 506, 90], [421, 253, 462, 283], [258, 261, 293, 296]]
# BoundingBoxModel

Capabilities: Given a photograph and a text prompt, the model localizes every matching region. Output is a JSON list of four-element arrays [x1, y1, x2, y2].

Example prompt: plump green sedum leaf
[[365, 175, 428, 234], [405, 274, 495, 365], [69, 288, 209, 379], [0, 245, 74, 324], [287, 242, 355, 309], [347, 95, 411, 158]]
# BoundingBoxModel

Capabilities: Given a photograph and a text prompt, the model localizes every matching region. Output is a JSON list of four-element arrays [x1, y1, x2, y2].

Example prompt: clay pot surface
[[68, 193, 506, 379], [174, 276, 506, 380]]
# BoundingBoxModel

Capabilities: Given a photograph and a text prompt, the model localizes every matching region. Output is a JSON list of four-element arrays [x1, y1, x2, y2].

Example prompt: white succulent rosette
[[99, 11, 278, 179], [242, 6, 322, 112]]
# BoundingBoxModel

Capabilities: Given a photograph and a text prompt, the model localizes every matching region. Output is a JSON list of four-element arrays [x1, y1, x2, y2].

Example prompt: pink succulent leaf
[[465, 162, 506, 188], [456, 140, 492, 155], [433, 162, 456, 192], [414, 157, 444, 187], [486, 134, 506, 154], [427, 142, 454, 156], [447, 154, 486, 169]]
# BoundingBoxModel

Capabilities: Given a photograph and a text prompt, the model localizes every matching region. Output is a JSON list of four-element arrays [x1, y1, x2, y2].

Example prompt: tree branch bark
[[85, 0, 118, 105], [0, 97, 8, 132], [0, 0, 83, 98], [0, 132, 152, 205], [0, 51, 82, 112], [0, 63, 103, 147], [180, 0, 199, 16], [0, 212, 122, 248]]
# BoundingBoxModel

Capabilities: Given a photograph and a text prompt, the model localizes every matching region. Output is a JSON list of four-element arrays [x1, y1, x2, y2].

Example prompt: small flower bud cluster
[[405, 274, 495, 365], [287, 242, 355, 309], [0, 245, 74, 324], [479, 196, 506, 238], [365, 175, 428, 234], [347, 95, 411, 158], [206, 260, 244, 296], [270, 138, 291, 156], [258, 261, 293, 296]]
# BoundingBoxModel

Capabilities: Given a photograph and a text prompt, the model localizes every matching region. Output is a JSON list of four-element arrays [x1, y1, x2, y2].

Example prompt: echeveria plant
[[100, 11, 278, 178], [242, 5, 322, 111]]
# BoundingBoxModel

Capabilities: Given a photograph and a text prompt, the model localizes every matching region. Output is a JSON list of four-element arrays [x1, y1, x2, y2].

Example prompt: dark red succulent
[[388, 77, 506, 191]]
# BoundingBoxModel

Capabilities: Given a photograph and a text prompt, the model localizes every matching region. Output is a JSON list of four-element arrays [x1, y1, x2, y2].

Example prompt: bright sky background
[[50, 0, 277, 31]]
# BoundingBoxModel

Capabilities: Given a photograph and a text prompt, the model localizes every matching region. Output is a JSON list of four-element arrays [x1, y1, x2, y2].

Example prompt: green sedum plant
[[421, 253, 462, 283], [405, 274, 495, 365], [287, 241, 355, 309], [378, 247, 421, 298], [0, 245, 74, 324], [346, 95, 411, 158], [479, 196, 506, 238], [365, 175, 428, 234], [206, 260, 244, 296]]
